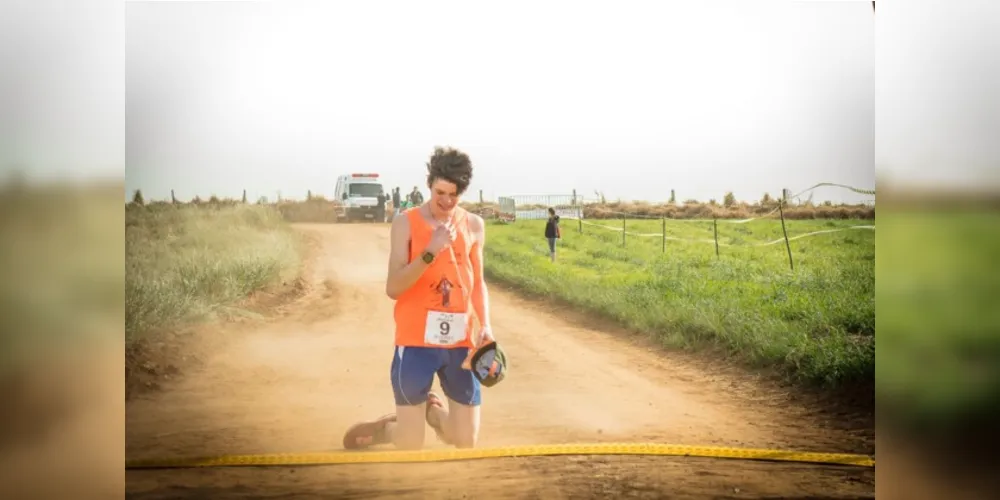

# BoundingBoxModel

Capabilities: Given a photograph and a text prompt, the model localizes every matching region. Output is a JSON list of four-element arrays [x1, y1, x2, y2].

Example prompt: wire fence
[[497, 183, 876, 270]]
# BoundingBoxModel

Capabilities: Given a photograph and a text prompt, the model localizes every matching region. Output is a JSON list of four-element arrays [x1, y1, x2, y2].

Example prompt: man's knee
[[443, 400, 481, 449]]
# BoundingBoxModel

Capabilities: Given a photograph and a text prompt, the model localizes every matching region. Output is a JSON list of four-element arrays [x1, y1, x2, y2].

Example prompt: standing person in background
[[377, 190, 387, 222], [391, 187, 402, 221], [409, 186, 424, 206], [545, 207, 561, 263]]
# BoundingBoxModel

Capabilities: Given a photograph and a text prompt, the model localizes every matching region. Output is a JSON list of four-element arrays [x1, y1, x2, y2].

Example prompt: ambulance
[[333, 173, 386, 222]]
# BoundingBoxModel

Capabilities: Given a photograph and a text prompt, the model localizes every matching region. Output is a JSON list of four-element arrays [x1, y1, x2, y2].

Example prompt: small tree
[[242, 189, 248, 203], [132, 189, 145, 206], [669, 189, 676, 204], [723, 191, 736, 208]]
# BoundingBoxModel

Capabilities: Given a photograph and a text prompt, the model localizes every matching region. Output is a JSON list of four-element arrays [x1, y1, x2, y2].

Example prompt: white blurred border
[[0, 0, 123, 185], [875, 0, 1000, 191]]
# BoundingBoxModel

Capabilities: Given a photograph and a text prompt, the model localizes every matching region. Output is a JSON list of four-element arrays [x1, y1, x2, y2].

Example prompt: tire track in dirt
[[125, 223, 874, 499]]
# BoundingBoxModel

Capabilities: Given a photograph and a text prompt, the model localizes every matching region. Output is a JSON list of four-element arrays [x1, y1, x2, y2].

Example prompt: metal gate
[[496, 194, 584, 222]]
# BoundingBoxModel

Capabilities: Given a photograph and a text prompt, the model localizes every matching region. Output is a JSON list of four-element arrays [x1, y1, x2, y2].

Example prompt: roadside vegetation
[[125, 197, 304, 344], [875, 208, 1000, 435], [484, 217, 876, 388]]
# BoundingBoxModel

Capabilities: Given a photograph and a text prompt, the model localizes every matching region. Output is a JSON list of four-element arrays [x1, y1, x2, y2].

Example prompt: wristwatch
[[421, 250, 435, 264]]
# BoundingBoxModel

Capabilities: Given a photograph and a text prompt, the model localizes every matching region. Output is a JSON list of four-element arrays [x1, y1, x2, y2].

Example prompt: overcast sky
[[5, 0, 928, 204], [119, 0, 887, 204]]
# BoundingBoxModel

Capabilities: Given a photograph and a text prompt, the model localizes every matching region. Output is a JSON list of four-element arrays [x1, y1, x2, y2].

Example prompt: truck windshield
[[348, 183, 383, 198]]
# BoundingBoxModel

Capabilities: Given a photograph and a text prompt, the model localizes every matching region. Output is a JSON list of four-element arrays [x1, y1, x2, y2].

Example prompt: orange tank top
[[393, 207, 476, 349]]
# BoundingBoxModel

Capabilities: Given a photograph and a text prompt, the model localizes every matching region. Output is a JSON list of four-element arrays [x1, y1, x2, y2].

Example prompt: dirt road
[[125, 223, 875, 499]]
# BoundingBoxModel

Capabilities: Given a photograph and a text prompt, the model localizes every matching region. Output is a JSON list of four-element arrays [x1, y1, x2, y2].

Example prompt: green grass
[[484, 217, 875, 387], [125, 202, 305, 343], [876, 209, 1000, 431]]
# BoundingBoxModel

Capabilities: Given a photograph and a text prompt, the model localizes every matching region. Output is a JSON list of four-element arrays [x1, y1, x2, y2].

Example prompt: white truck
[[333, 173, 386, 222]]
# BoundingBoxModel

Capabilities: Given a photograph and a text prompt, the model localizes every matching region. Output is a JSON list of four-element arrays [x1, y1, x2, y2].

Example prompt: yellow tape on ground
[[125, 442, 874, 470]]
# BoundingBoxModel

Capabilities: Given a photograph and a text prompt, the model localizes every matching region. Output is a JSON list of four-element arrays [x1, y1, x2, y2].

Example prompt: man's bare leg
[[342, 406, 428, 450], [426, 392, 480, 448], [390, 404, 427, 450]]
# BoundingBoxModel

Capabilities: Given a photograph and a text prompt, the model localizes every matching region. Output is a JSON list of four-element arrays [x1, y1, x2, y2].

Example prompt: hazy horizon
[[117, 0, 887, 206]]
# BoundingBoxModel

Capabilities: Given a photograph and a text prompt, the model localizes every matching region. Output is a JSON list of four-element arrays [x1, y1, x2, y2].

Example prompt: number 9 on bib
[[424, 311, 467, 346]]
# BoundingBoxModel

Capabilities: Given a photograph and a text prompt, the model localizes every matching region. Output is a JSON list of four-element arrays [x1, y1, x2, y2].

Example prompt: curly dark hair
[[426, 146, 473, 195]]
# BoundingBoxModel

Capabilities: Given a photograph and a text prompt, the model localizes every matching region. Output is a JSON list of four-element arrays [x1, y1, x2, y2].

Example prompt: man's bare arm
[[469, 214, 493, 339], [386, 215, 431, 299]]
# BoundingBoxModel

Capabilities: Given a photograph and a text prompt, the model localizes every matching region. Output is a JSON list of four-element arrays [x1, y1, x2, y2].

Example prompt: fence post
[[778, 201, 794, 270], [577, 191, 583, 233], [662, 217, 666, 253], [713, 217, 720, 258], [622, 213, 626, 247]]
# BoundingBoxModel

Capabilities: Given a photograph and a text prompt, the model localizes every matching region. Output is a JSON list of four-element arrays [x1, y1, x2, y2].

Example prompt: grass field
[[125, 203, 304, 343], [876, 210, 1000, 431], [484, 216, 876, 387]]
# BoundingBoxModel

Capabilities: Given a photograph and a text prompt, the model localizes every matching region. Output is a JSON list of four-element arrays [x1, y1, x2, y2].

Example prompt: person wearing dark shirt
[[544, 207, 561, 263], [390, 187, 401, 221], [409, 186, 424, 206], [376, 191, 387, 222]]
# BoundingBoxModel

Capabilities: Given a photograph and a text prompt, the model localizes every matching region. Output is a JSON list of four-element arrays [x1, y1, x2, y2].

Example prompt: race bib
[[424, 310, 467, 346]]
